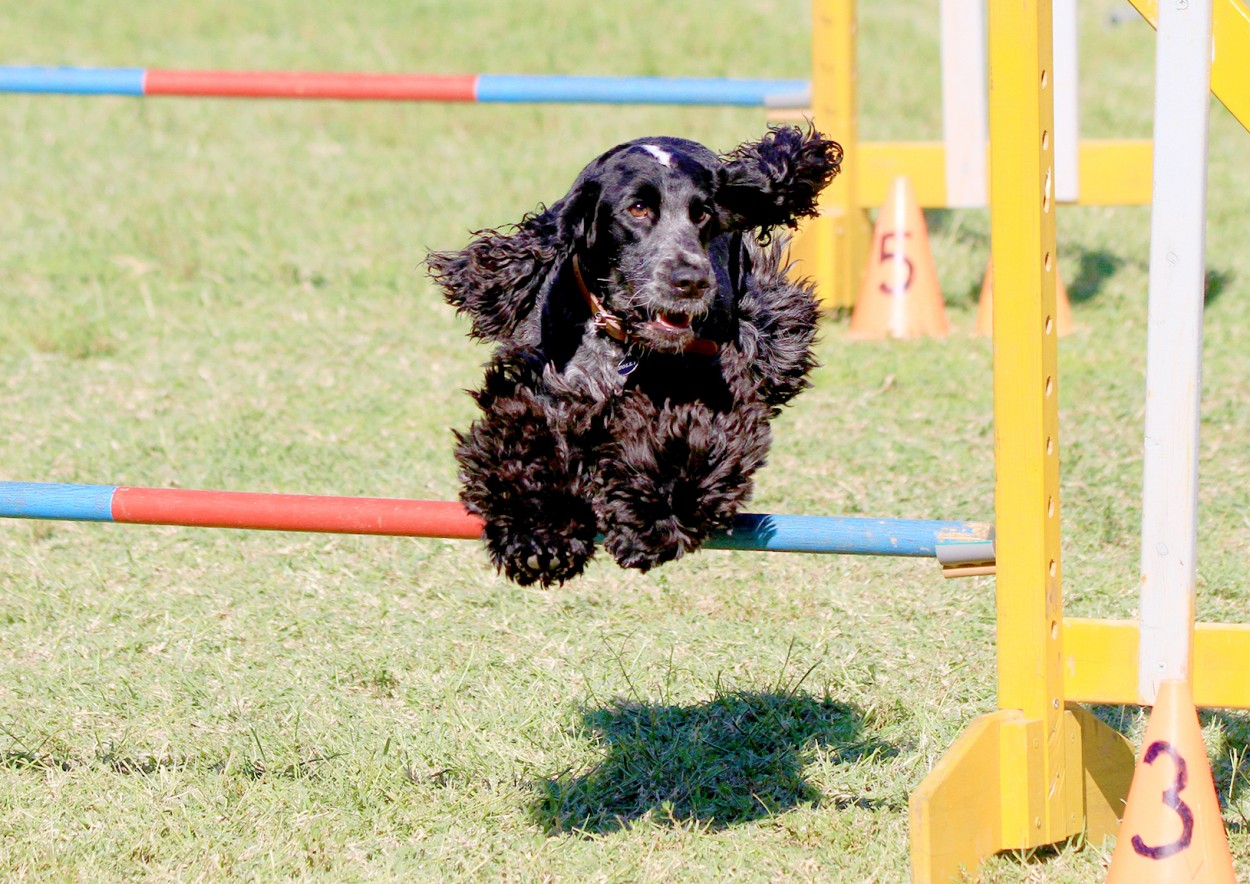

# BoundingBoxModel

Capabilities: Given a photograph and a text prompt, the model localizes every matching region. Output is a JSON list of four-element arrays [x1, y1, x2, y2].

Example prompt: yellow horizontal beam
[[857, 140, 1152, 207], [1064, 618, 1250, 708], [858, 142, 948, 207], [1070, 139, 1154, 207]]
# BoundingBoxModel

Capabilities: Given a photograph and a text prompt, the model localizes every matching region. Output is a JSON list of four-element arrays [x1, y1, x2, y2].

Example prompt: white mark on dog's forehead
[[641, 144, 673, 167]]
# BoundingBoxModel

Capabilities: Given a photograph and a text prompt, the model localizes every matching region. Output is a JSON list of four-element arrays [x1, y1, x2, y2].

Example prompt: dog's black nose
[[670, 264, 711, 298]]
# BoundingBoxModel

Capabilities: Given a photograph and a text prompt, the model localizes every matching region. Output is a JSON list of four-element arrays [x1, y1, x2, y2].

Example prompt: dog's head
[[557, 137, 727, 353], [427, 126, 841, 350]]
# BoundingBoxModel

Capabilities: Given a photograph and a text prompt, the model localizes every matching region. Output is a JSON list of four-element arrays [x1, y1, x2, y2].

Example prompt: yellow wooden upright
[[907, 2, 1135, 878], [795, 0, 871, 309], [985, 0, 1072, 847]]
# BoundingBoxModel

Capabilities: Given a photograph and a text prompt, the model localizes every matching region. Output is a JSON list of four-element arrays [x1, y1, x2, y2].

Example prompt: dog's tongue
[[654, 311, 692, 331]]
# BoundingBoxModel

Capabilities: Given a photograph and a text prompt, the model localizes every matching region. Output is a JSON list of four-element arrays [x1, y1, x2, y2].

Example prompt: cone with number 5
[[848, 175, 948, 339], [1106, 679, 1235, 882]]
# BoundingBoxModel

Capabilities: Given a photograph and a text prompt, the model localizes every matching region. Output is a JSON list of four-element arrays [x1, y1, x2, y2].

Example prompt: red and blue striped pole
[[0, 66, 811, 107], [0, 482, 994, 562]]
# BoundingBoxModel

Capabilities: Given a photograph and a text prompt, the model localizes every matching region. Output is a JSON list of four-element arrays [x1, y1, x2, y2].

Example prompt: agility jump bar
[[0, 482, 994, 563], [0, 66, 812, 108]]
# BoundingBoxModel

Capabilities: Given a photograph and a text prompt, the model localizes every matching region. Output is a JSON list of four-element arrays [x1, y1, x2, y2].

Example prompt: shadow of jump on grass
[[532, 691, 894, 835]]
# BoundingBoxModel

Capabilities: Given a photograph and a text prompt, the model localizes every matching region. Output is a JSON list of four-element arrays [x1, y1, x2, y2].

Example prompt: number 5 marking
[[1131, 740, 1195, 860], [878, 231, 913, 294]]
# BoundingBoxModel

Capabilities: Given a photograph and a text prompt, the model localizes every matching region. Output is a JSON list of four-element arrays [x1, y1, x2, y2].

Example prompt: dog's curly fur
[[427, 126, 842, 585]]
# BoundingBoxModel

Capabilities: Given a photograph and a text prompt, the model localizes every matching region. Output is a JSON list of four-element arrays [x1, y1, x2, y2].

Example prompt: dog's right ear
[[425, 208, 561, 341]]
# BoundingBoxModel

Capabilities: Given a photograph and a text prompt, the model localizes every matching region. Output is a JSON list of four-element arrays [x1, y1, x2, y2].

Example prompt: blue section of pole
[[708, 513, 993, 557], [0, 482, 116, 521], [475, 74, 809, 106], [0, 66, 146, 95]]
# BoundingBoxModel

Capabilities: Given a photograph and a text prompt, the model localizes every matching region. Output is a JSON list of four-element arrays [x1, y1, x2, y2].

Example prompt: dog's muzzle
[[572, 256, 719, 357]]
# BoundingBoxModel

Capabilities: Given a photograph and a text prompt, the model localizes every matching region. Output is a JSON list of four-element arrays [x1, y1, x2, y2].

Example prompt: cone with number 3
[[1106, 679, 1235, 882], [848, 176, 948, 340]]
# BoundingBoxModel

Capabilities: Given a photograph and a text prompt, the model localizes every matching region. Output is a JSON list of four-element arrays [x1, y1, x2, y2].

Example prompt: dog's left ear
[[555, 174, 602, 251], [718, 126, 843, 233]]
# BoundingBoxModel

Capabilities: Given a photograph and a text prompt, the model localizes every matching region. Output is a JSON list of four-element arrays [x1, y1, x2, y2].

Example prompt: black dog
[[427, 126, 841, 585]]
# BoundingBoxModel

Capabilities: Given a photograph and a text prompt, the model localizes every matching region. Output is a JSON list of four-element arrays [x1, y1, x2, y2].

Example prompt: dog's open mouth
[[649, 311, 693, 332], [635, 308, 720, 354]]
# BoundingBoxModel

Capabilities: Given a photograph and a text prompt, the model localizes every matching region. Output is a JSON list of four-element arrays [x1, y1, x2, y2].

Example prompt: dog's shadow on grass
[[532, 690, 893, 835]]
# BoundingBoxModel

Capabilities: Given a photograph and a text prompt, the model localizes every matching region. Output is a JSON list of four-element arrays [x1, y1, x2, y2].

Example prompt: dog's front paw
[[596, 399, 768, 573], [602, 520, 696, 573], [487, 522, 596, 588]]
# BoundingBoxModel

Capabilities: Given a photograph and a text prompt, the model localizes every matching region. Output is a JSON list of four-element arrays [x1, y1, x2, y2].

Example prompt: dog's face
[[564, 138, 728, 354], [427, 126, 841, 348]]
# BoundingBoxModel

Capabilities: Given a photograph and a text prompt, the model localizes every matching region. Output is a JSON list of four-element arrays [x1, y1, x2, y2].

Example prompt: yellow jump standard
[[908, 2, 1135, 879], [910, 0, 1250, 877]]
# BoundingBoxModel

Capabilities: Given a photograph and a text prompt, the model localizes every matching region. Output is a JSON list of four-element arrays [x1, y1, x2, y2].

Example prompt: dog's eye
[[690, 205, 710, 225], [627, 201, 653, 220]]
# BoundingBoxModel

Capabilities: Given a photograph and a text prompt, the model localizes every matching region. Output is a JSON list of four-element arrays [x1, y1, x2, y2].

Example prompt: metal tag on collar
[[617, 355, 639, 376]]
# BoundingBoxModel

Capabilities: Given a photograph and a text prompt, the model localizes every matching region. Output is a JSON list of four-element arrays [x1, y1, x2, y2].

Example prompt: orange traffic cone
[[1105, 679, 1235, 882], [975, 259, 1074, 336], [848, 176, 948, 339]]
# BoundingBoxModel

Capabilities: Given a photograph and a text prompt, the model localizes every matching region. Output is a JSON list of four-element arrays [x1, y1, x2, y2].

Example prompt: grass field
[[2, 1, 1250, 880]]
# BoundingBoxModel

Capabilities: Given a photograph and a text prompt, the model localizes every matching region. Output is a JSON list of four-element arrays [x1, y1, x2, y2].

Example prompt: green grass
[[1, 0, 1250, 880]]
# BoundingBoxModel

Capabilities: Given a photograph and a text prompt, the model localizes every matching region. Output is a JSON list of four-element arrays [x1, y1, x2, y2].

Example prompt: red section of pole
[[112, 487, 484, 539], [144, 69, 478, 102]]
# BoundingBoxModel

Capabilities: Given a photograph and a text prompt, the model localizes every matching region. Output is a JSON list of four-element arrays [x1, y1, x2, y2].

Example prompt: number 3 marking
[[1131, 740, 1195, 860]]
